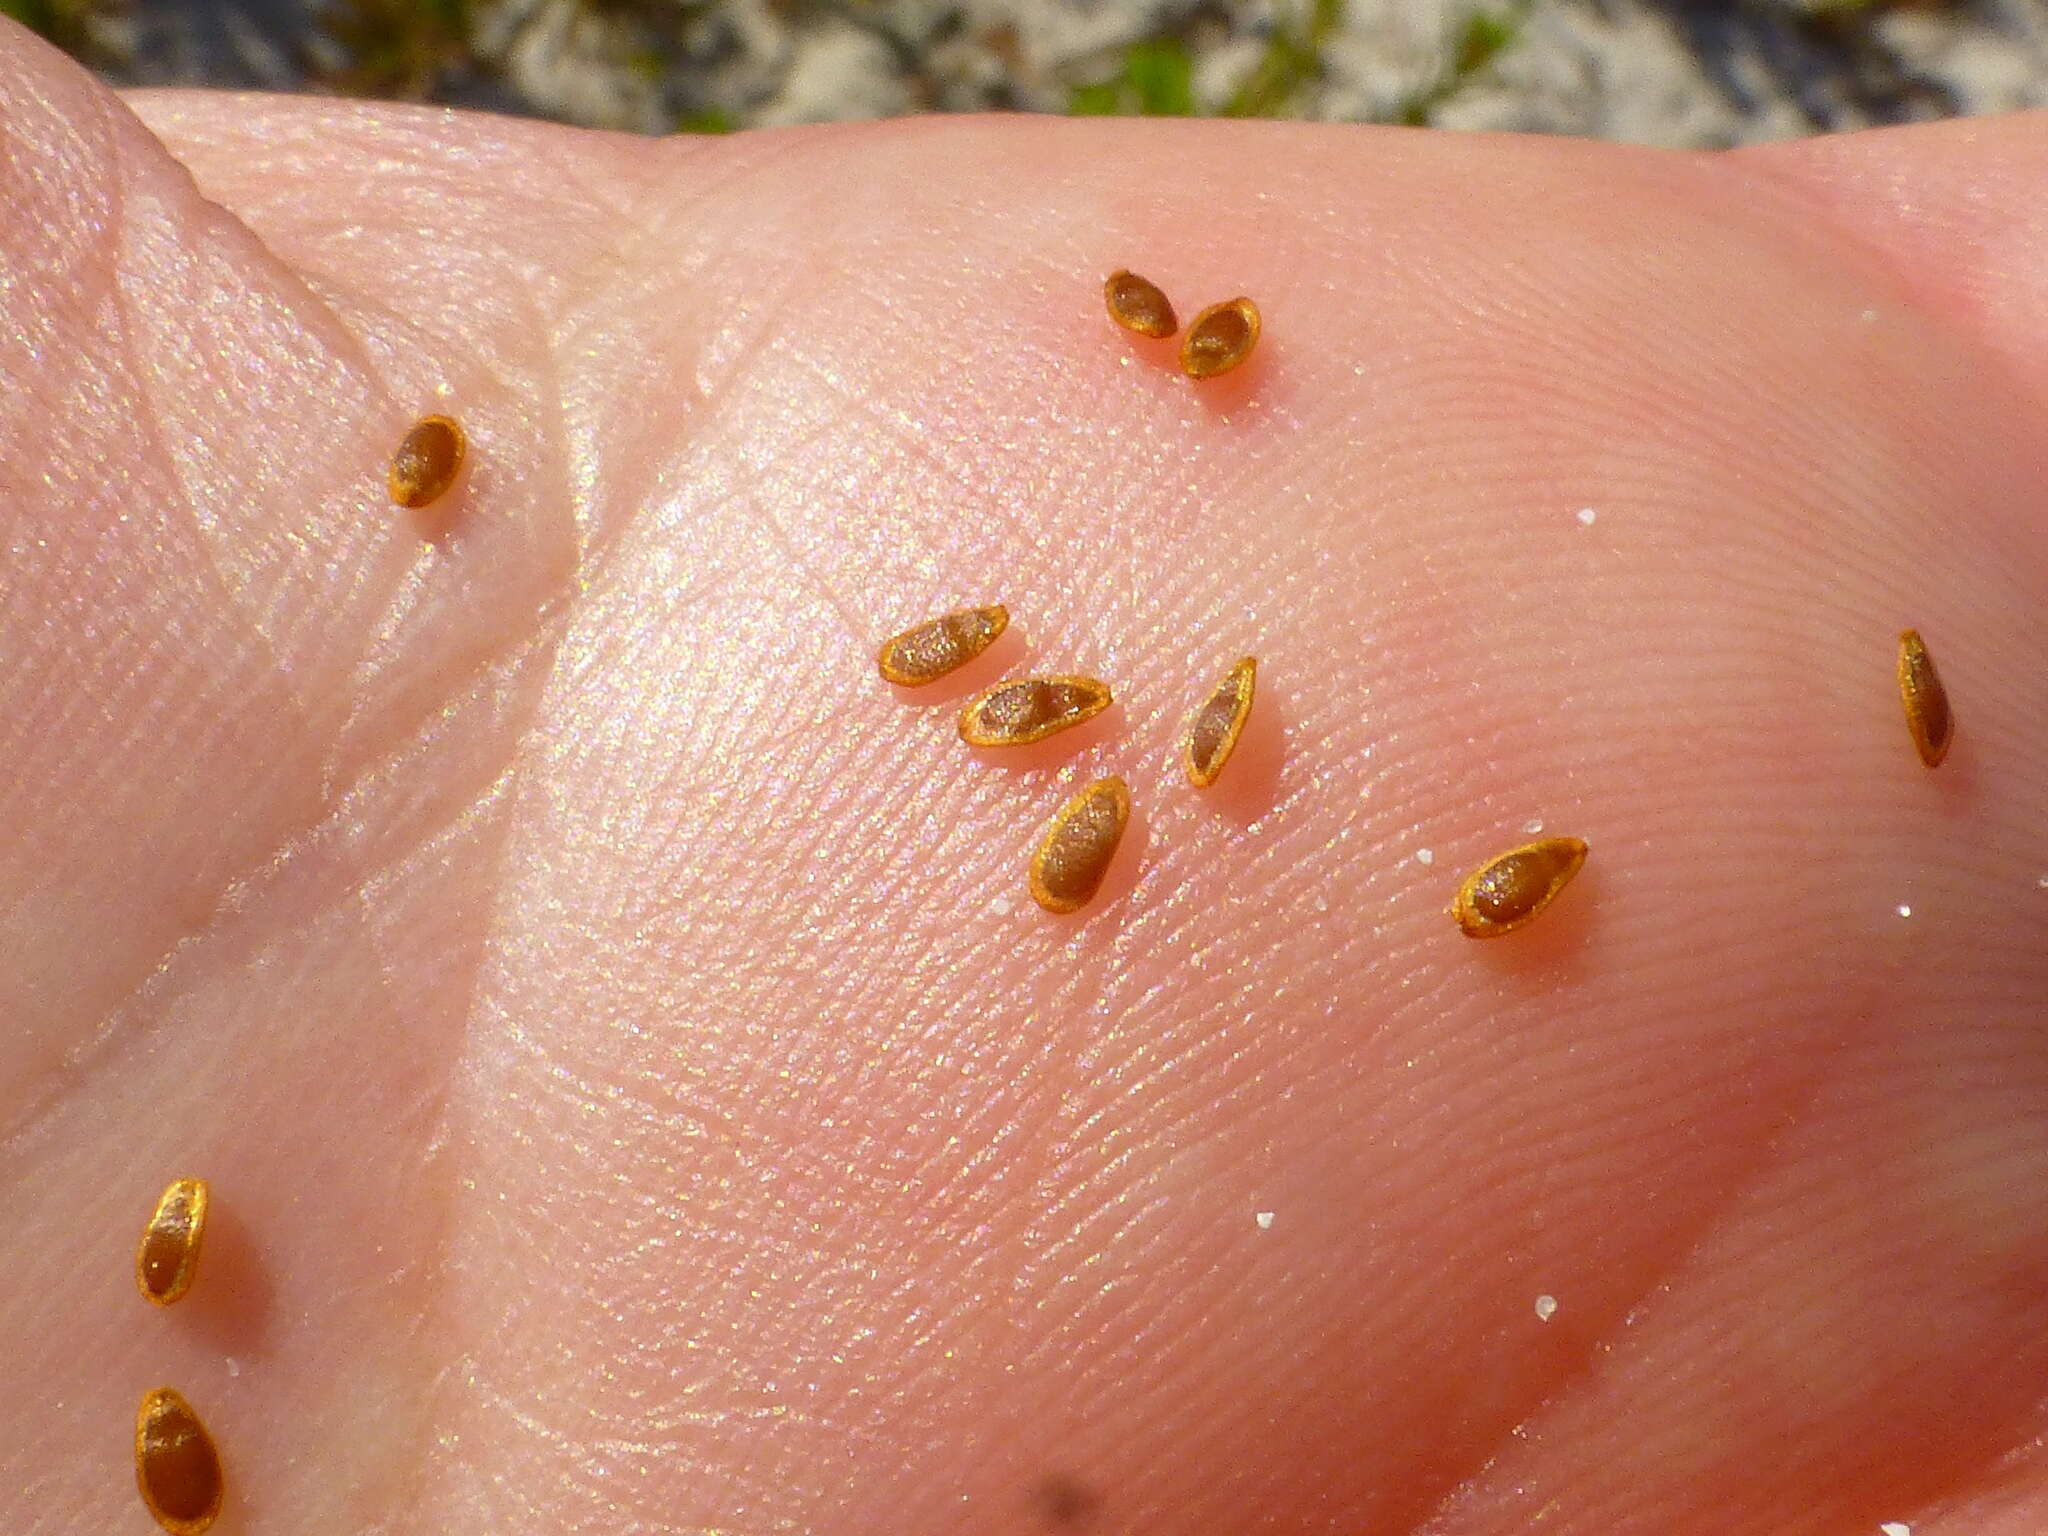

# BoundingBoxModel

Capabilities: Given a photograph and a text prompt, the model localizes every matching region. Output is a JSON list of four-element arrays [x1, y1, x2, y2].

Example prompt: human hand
[[5, 24, 2046, 1533]]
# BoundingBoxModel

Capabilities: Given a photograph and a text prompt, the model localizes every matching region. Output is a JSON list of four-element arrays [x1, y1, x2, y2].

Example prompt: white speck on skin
[[1896, 904, 1912, 919], [1523, 818, 1544, 836], [1575, 507, 1597, 527], [991, 894, 1014, 916], [1861, 308, 1880, 324], [1534, 1294, 1558, 1322], [225, 1358, 241, 1378], [1879, 1523, 1911, 1536], [2038, 873, 2048, 889], [1255, 1211, 1275, 1230], [1119, 354, 1132, 367], [1414, 848, 1434, 867]]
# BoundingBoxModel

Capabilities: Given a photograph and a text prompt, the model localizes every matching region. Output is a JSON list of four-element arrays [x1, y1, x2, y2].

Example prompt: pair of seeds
[[1104, 271, 1262, 381], [133, 1179, 225, 1534], [877, 607, 1261, 913]]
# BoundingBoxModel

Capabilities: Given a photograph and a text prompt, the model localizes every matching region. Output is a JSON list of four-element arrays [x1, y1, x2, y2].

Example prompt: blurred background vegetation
[[4, 0, 2044, 146]]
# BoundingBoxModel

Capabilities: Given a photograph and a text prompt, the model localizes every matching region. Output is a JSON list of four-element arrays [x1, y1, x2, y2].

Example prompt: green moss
[[3, 0, 119, 64], [1067, 37, 1195, 117], [1224, 0, 1345, 118], [1397, 5, 1523, 125], [317, 0, 472, 99]]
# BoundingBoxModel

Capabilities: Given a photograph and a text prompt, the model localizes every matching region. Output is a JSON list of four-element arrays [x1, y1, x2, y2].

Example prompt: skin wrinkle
[[1433, 1053, 2048, 1534], [0, 284, 336, 1144], [36, 657, 521, 1135], [1732, 126, 2048, 419], [105, 284, 290, 700], [4, 76, 575, 1536], [0, 324, 561, 1159], [1731, 130, 2048, 453]]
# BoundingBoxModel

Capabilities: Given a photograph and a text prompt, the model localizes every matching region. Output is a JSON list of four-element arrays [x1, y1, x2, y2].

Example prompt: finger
[[1740, 110, 2048, 412], [0, 25, 575, 1530], [14, 37, 2048, 1536], [282, 118, 2043, 1534]]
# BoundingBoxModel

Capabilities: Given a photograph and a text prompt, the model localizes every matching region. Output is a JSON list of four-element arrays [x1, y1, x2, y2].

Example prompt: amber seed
[[136, 1177, 209, 1307], [1184, 656, 1258, 788], [1030, 777, 1132, 915], [1180, 297, 1261, 380], [388, 413, 466, 509], [1453, 836, 1589, 938], [1104, 270, 1178, 339], [877, 604, 1010, 686], [1897, 628, 1954, 768], [136, 1388, 224, 1536], [959, 675, 1113, 747]]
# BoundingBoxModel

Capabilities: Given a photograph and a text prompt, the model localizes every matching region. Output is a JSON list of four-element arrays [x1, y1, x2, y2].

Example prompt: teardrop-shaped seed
[[958, 676, 1112, 747], [136, 1388, 224, 1535], [1183, 656, 1257, 788], [136, 1177, 209, 1306], [877, 605, 1009, 686], [1453, 837, 1588, 937], [1030, 777, 1132, 914], [388, 414, 466, 509], [1180, 297, 1261, 380], [1104, 270, 1177, 338], [1896, 628, 1954, 768]]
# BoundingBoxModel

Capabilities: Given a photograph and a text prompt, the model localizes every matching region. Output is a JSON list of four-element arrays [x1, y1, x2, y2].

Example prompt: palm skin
[[3, 21, 2048, 1534]]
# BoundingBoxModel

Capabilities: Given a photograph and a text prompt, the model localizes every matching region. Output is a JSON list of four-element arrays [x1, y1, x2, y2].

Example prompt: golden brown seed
[[1183, 655, 1257, 788], [1180, 297, 1261, 380], [1030, 777, 1132, 914], [1897, 628, 1954, 768], [136, 1177, 209, 1307], [959, 675, 1113, 747], [388, 413, 466, 509], [135, 1388, 224, 1536], [1453, 836, 1589, 938], [877, 604, 1009, 686], [1104, 270, 1178, 338]]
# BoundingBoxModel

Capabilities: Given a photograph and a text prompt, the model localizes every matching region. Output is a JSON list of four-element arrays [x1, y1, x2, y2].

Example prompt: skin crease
[[0, 18, 2046, 1534]]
